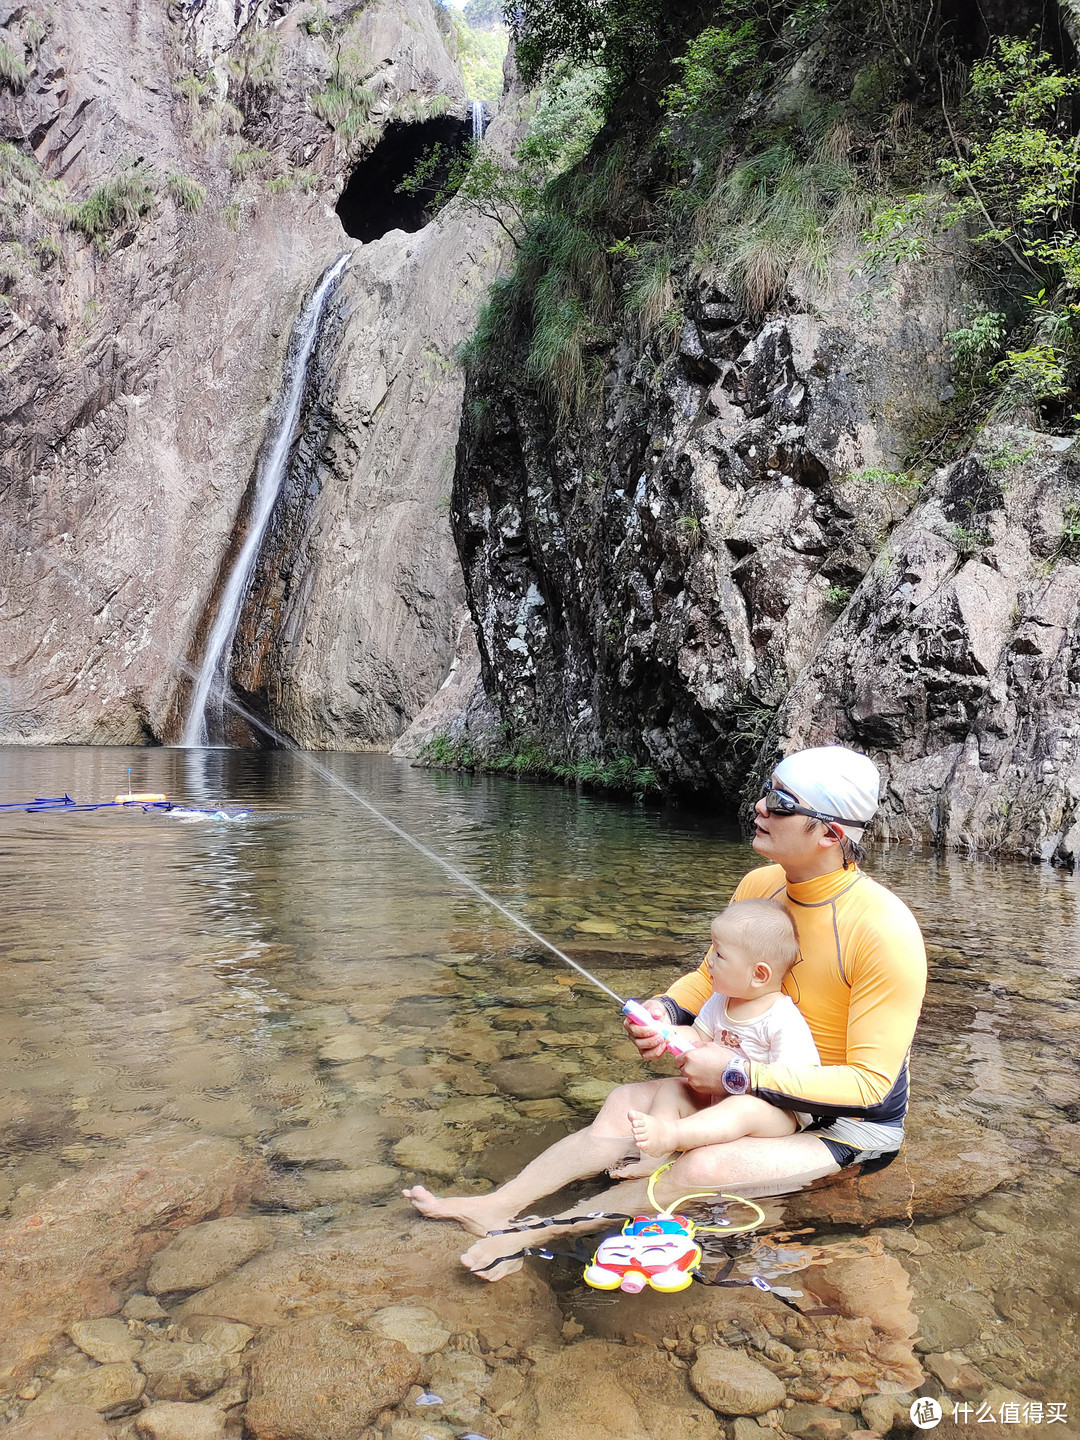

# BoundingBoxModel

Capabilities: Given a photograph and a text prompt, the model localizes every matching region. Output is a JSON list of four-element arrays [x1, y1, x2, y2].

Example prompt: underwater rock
[[503, 1337, 721, 1440], [133, 1401, 229, 1440], [2, 1404, 110, 1439], [488, 1060, 568, 1100], [122, 1296, 168, 1322], [68, 1319, 143, 1365], [0, 1134, 263, 1387], [690, 1347, 787, 1415], [564, 1078, 620, 1108], [418, 1350, 491, 1427], [147, 1218, 273, 1296], [268, 1114, 386, 1169], [270, 1164, 401, 1207], [783, 1127, 1020, 1226], [366, 1304, 451, 1355], [174, 1221, 561, 1353], [391, 1132, 466, 1178], [24, 1361, 146, 1418], [781, 1402, 860, 1437], [178, 1319, 254, 1356], [135, 1340, 230, 1403], [244, 1317, 419, 1439]]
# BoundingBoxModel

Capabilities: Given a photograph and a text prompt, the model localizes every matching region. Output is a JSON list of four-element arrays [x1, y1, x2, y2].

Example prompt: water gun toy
[[0, 794, 251, 820], [620, 997, 694, 1056]]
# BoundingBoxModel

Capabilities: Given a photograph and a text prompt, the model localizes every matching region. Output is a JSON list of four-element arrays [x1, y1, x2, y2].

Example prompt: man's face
[[752, 773, 832, 870]]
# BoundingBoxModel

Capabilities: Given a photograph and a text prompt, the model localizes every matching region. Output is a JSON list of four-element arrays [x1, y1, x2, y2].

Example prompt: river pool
[[0, 746, 1077, 1437]]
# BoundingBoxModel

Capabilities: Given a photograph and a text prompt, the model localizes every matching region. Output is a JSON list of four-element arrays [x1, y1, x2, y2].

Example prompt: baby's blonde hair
[[711, 898, 800, 976]]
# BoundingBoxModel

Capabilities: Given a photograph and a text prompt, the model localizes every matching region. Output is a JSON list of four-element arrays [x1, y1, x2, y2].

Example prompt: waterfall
[[182, 252, 351, 748], [471, 100, 485, 145]]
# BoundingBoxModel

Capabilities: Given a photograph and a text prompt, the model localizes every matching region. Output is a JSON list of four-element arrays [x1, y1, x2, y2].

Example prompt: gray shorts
[[805, 1116, 905, 1170]]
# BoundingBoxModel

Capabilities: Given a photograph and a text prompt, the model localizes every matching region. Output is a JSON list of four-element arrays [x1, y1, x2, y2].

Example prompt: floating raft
[[0, 794, 251, 819]]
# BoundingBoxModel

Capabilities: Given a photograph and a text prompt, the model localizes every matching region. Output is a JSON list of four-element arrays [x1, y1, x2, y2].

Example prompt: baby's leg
[[629, 1094, 797, 1157], [609, 1079, 708, 1179]]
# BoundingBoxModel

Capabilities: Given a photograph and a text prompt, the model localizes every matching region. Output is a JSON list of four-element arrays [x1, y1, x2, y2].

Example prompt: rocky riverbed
[[0, 748, 1077, 1439]]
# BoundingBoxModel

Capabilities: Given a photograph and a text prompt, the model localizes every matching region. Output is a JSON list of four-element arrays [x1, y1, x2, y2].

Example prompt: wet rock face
[[244, 1317, 420, 1439], [453, 258, 965, 800], [773, 428, 1080, 865], [0, 1134, 264, 1387], [0, 0, 505, 751]]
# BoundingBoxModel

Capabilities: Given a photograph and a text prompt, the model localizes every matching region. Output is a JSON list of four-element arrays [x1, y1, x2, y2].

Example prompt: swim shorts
[[805, 1115, 905, 1171]]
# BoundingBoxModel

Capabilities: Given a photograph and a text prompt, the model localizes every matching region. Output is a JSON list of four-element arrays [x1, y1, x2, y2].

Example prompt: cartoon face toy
[[583, 1215, 701, 1294]]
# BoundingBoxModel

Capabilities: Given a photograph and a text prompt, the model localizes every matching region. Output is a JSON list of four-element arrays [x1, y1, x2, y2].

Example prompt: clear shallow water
[[1, 747, 1078, 1425]]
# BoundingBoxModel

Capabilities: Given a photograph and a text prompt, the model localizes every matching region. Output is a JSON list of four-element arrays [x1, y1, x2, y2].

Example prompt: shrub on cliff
[[70, 164, 157, 241]]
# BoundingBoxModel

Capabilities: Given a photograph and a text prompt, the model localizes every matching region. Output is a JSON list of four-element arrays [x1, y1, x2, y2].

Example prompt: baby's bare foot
[[628, 1108, 681, 1159], [401, 1185, 510, 1237]]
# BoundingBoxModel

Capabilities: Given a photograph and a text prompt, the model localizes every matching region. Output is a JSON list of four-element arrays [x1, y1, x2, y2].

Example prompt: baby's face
[[706, 922, 759, 1000]]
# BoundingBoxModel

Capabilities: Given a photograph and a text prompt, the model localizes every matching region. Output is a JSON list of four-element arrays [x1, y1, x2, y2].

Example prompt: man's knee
[[672, 1147, 723, 1188], [594, 1079, 658, 1125]]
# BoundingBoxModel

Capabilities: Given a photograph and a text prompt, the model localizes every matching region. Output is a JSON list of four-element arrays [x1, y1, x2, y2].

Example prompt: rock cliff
[[0, 0, 506, 747], [448, 1, 1080, 866]]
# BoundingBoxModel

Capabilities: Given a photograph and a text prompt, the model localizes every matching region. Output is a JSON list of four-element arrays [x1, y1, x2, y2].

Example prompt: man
[[404, 744, 927, 1280]]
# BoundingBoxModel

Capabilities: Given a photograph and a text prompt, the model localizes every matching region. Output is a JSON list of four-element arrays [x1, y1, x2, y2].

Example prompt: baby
[[625, 897, 819, 1165]]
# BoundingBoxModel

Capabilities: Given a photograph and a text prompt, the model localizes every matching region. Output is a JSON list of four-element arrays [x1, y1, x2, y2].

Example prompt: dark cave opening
[[336, 114, 469, 243]]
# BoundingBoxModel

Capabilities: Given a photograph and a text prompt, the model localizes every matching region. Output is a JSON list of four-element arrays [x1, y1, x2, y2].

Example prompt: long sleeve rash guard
[[665, 865, 927, 1125]]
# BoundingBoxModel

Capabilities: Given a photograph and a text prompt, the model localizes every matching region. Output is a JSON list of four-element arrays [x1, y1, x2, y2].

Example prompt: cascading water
[[471, 100, 486, 145], [182, 252, 352, 748]]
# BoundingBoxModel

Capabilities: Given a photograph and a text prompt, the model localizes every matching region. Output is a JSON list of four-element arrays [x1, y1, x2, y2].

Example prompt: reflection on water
[[1, 746, 1078, 1427]]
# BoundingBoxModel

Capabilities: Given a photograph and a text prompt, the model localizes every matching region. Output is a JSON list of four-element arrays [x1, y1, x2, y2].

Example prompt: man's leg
[[629, 1094, 796, 1157], [459, 1132, 841, 1279], [610, 1077, 712, 1179], [402, 1077, 670, 1235]]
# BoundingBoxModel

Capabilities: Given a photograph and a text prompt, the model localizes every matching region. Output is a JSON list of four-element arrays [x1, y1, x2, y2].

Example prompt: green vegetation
[[177, 72, 243, 152], [1059, 500, 1080, 557], [228, 26, 281, 109], [949, 521, 992, 558], [418, 732, 659, 799], [850, 465, 920, 493], [0, 40, 29, 92], [227, 147, 272, 179], [0, 141, 73, 271], [462, 0, 501, 29], [301, 3, 335, 39], [825, 584, 852, 609], [980, 439, 1035, 473], [862, 34, 1080, 424], [310, 39, 383, 149], [70, 165, 156, 241], [508, 0, 677, 103], [166, 173, 206, 213], [452, 12, 508, 104]]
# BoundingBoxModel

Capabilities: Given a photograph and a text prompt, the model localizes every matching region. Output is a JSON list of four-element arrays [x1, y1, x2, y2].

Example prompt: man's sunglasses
[[758, 783, 864, 831]]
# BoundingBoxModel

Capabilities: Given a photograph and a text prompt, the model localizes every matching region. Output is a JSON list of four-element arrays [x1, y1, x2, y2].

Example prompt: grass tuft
[[0, 41, 29, 92], [70, 165, 156, 240], [166, 173, 206, 213]]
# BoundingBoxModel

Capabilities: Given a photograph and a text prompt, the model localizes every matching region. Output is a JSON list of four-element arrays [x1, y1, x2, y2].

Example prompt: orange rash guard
[[665, 865, 927, 1125]]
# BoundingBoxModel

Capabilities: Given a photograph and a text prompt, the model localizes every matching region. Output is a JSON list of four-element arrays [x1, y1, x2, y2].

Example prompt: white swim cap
[[772, 745, 880, 837]]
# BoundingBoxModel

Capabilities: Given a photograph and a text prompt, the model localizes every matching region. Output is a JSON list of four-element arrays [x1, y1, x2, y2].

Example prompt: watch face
[[723, 1064, 749, 1094]]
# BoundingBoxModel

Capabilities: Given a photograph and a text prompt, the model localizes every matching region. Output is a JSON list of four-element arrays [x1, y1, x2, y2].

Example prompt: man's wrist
[[721, 1056, 751, 1095], [655, 995, 695, 1027]]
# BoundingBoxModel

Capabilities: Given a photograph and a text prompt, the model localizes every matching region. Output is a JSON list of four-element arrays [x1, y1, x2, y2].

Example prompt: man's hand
[[623, 998, 674, 1063], [674, 1041, 740, 1093]]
